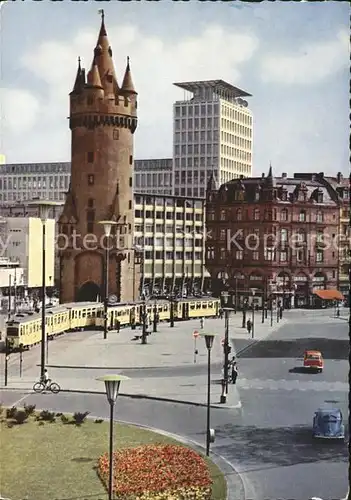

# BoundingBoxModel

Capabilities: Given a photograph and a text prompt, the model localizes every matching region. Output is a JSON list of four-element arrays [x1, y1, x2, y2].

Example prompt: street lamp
[[251, 289, 255, 339], [98, 220, 118, 340], [220, 290, 233, 399], [28, 200, 61, 379], [97, 374, 130, 500], [242, 297, 248, 328], [200, 332, 218, 456]]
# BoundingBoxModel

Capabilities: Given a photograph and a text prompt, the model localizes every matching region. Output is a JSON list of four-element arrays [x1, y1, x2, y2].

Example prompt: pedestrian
[[231, 362, 238, 385], [115, 319, 120, 333], [246, 319, 252, 334], [200, 317, 204, 329]]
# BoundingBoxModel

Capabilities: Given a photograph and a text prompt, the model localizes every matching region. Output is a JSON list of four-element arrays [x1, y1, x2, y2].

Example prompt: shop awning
[[313, 289, 344, 301]]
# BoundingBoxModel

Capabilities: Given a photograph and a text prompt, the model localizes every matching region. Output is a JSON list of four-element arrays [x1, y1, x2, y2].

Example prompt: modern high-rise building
[[134, 158, 173, 195], [173, 80, 253, 198]]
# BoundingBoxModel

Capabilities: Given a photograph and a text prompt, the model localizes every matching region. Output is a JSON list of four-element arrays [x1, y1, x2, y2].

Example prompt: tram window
[[209, 302, 213, 307], [190, 303, 195, 310], [203, 303, 207, 308], [196, 303, 201, 309]]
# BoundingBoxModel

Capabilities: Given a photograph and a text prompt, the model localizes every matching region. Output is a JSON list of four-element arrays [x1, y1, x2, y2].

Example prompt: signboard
[[193, 330, 199, 338], [221, 338, 225, 346]]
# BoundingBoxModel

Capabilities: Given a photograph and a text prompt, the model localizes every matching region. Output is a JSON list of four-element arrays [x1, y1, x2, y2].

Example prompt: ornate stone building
[[205, 167, 341, 308], [58, 13, 140, 303]]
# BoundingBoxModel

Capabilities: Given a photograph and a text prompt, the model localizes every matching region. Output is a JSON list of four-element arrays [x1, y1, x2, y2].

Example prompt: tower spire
[[71, 56, 85, 94], [93, 10, 118, 94], [121, 56, 137, 95]]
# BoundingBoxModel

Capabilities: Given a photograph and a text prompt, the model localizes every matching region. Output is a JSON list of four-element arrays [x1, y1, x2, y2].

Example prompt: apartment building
[[134, 193, 210, 295], [173, 79, 253, 198]]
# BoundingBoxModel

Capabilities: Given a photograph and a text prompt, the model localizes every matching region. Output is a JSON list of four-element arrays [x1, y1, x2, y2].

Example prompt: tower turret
[[59, 11, 139, 305]]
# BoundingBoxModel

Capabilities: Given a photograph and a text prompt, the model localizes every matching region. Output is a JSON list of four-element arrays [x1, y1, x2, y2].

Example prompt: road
[[1, 311, 348, 500]]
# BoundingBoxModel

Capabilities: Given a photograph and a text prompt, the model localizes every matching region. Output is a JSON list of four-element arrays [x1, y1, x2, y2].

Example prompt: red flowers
[[98, 444, 212, 499]]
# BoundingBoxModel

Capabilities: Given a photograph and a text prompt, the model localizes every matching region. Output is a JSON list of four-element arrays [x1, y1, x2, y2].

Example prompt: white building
[[0, 217, 56, 289], [173, 80, 253, 197]]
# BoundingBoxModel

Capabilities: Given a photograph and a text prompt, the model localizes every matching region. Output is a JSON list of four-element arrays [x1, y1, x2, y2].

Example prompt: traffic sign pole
[[193, 330, 199, 363]]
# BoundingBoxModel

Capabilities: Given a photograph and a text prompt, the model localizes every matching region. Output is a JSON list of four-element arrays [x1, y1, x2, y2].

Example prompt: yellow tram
[[5, 297, 220, 352]]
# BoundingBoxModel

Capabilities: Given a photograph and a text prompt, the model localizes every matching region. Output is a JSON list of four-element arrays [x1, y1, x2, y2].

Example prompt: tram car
[[5, 296, 220, 352]]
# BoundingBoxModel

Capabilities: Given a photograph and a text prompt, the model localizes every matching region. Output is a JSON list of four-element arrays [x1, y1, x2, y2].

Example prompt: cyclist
[[40, 369, 51, 389]]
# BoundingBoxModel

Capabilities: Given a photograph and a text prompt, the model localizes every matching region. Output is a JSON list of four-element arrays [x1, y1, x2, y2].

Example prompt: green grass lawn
[[1, 409, 227, 500]]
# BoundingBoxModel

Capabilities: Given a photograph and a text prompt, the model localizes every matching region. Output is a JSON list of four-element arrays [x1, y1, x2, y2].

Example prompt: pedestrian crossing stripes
[[237, 378, 348, 392]]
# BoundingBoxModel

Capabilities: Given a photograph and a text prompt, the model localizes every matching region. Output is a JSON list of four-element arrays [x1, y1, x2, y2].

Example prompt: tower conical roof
[[93, 10, 118, 93], [71, 57, 85, 94], [121, 57, 137, 94], [206, 172, 217, 192], [87, 59, 103, 88]]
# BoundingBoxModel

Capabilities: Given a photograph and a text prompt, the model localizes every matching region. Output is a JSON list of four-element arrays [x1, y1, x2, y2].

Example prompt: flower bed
[[98, 444, 213, 499]]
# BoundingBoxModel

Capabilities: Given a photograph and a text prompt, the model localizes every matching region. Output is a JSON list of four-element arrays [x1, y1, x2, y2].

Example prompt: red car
[[303, 350, 324, 372]]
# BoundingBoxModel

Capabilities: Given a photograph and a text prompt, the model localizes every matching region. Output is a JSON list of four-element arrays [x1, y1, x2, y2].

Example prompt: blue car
[[312, 408, 345, 440]]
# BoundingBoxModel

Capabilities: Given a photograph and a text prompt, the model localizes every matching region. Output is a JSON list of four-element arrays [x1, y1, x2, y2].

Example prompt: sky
[[1, 0, 350, 176]]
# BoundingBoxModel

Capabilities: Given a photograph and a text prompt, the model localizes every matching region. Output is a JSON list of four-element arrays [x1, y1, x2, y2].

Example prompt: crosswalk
[[237, 378, 348, 392]]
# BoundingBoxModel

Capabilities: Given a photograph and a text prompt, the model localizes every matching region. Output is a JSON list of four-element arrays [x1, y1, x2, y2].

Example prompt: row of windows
[[174, 187, 205, 198], [220, 119, 251, 138], [175, 143, 219, 156], [0, 163, 70, 174], [174, 157, 217, 169], [221, 145, 251, 161], [221, 105, 252, 125], [209, 247, 329, 264], [0, 192, 65, 202], [135, 173, 172, 188], [143, 250, 203, 260], [209, 208, 328, 223], [134, 196, 202, 209], [174, 130, 219, 144], [0, 176, 69, 190], [221, 133, 251, 150], [135, 210, 202, 221], [135, 224, 203, 233], [136, 236, 202, 247], [174, 103, 219, 117]]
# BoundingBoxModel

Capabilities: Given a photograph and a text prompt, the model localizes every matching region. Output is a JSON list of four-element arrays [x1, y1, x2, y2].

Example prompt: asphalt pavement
[[1, 309, 349, 500]]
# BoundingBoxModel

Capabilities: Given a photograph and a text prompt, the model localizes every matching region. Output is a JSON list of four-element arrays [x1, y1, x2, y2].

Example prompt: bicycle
[[33, 380, 61, 394]]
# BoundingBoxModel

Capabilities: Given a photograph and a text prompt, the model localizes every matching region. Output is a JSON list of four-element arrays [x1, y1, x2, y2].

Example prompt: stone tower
[[58, 12, 139, 303]]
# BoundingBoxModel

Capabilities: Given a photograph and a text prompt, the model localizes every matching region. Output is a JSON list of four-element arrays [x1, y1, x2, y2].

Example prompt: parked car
[[312, 408, 345, 439], [303, 350, 324, 372]]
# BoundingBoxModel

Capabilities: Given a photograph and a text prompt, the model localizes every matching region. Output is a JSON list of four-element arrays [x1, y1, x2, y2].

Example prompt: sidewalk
[[0, 313, 289, 409]]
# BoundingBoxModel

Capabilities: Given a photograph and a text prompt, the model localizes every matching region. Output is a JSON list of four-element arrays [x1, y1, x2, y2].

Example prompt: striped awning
[[313, 289, 344, 301]]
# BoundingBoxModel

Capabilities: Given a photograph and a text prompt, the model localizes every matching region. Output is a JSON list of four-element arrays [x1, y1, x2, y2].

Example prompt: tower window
[[113, 129, 119, 140], [129, 177, 132, 187], [128, 200, 132, 210], [88, 174, 95, 185], [87, 152, 94, 163], [88, 198, 94, 208], [129, 155, 133, 165], [87, 209, 95, 233]]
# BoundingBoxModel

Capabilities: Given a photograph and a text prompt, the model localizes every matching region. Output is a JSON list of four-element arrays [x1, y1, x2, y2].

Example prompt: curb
[[0, 386, 242, 410], [6, 402, 247, 500]]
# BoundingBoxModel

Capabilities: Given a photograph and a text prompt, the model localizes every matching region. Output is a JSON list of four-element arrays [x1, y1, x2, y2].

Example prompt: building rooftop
[[173, 80, 252, 98]]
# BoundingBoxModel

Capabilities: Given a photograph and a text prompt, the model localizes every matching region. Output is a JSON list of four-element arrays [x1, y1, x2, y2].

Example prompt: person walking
[[231, 361, 238, 385]]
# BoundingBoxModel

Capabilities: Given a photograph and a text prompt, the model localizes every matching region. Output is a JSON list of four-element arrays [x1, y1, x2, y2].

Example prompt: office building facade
[[134, 193, 210, 295], [173, 80, 253, 198]]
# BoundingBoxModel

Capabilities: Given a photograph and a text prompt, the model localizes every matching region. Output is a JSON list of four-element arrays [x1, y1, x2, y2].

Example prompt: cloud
[[260, 29, 349, 85], [13, 23, 258, 162], [1, 88, 40, 135]]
